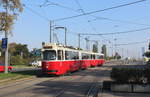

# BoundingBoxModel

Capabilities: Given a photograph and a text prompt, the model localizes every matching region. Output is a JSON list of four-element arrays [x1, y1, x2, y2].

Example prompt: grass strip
[[0, 70, 39, 82]]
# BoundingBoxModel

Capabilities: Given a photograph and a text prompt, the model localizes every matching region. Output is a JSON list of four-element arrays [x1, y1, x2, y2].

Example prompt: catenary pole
[[64, 27, 67, 46], [78, 33, 81, 48], [5, 0, 9, 74], [49, 20, 52, 43]]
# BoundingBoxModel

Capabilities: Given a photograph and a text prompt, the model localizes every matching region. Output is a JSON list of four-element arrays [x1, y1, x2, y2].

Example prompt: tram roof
[[42, 43, 103, 55]]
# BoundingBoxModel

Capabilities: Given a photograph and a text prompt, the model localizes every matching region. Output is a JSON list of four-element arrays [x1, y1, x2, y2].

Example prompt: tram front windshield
[[43, 50, 56, 60]]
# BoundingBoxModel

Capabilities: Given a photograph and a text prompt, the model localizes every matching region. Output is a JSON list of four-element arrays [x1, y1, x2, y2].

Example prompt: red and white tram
[[41, 43, 105, 75]]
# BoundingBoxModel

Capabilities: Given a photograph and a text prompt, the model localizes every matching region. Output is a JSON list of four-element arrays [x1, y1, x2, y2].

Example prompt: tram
[[41, 43, 105, 75]]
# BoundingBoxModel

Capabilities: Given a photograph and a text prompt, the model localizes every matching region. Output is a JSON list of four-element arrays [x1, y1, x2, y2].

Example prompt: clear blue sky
[[6, 0, 150, 58]]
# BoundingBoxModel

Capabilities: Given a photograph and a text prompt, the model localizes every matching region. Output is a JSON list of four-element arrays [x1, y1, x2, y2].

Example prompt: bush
[[111, 68, 131, 83], [11, 55, 29, 65], [111, 67, 146, 83], [129, 68, 144, 83], [144, 68, 150, 83]]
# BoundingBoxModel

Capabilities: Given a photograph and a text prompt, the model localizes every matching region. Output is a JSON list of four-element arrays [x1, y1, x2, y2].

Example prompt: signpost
[[2, 38, 8, 49], [1, 38, 8, 73]]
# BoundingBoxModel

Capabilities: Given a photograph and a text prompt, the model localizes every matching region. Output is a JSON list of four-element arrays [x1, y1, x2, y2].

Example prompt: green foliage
[[0, 12, 15, 32], [111, 68, 131, 83], [93, 44, 98, 53], [13, 44, 29, 58], [111, 68, 147, 83], [149, 42, 150, 50], [0, 42, 37, 65], [29, 48, 41, 62], [11, 55, 29, 65], [144, 51, 150, 57], [0, 0, 23, 33], [101, 45, 107, 59], [144, 68, 150, 83], [0, 70, 39, 80], [0, 0, 23, 12], [114, 52, 121, 59], [129, 68, 144, 83]]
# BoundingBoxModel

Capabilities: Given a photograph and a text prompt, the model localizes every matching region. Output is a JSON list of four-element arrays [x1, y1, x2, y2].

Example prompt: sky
[[2, 0, 150, 59]]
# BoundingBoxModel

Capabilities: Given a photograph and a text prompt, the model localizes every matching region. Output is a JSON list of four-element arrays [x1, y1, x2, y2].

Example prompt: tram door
[[57, 50, 64, 61], [57, 50, 65, 74]]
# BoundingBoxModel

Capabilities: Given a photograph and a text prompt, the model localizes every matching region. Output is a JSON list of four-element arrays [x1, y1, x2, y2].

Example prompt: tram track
[[84, 69, 103, 97], [53, 75, 86, 97], [0, 67, 105, 97], [0, 68, 91, 97], [85, 80, 101, 97], [53, 68, 102, 97]]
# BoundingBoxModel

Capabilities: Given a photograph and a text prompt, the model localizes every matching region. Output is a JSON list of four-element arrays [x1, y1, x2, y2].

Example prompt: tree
[[144, 51, 150, 57], [93, 44, 98, 53], [0, 1, 23, 72], [148, 43, 150, 50], [9, 43, 30, 65], [0, 0, 23, 33], [30, 48, 42, 62], [114, 52, 121, 60], [101, 45, 107, 59]]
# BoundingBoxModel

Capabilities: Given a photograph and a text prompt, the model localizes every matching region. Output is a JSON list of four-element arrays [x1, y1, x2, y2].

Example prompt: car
[[30, 61, 41, 67], [0, 63, 12, 72]]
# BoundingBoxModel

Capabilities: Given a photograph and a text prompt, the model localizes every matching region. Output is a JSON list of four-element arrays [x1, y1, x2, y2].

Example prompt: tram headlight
[[46, 65, 49, 68]]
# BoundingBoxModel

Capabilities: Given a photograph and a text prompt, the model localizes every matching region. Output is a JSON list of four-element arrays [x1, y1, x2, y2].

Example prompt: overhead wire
[[23, 0, 149, 45], [74, 0, 111, 43], [116, 40, 148, 46], [23, 4, 50, 21], [88, 16, 150, 26], [41, 0, 149, 26], [40, 0, 78, 12], [80, 27, 150, 35], [54, 0, 146, 21], [23, 0, 148, 26]]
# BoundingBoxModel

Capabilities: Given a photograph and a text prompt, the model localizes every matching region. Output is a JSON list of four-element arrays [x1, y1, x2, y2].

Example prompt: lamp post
[[54, 26, 67, 46]]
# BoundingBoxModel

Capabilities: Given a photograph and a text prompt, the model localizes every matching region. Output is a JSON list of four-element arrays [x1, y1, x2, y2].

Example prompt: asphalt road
[[0, 61, 147, 97], [0, 63, 112, 97]]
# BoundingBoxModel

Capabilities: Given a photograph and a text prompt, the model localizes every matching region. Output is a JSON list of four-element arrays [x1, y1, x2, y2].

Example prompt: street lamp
[[54, 26, 67, 46]]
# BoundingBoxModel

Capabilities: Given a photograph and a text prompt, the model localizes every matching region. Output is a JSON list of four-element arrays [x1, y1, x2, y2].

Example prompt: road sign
[[1, 38, 8, 49]]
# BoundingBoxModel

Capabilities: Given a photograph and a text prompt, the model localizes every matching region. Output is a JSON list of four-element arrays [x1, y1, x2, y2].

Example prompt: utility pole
[[78, 33, 81, 48], [49, 20, 53, 43], [54, 26, 67, 45], [114, 38, 117, 60], [64, 27, 67, 46], [5, 0, 9, 73], [85, 37, 90, 50]]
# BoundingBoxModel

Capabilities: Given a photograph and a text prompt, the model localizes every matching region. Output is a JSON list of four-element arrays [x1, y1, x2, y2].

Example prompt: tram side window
[[82, 53, 89, 59], [91, 54, 93, 59], [82, 53, 86, 59], [72, 52, 79, 60], [57, 50, 64, 60], [92, 54, 95, 59], [65, 51, 69, 60], [65, 51, 79, 60], [97, 55, 101, 59], [87, 54, 90, 59], [100, 55, 104, 59], [65, 51, 72, 60], [43, 50, 56, 60]]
